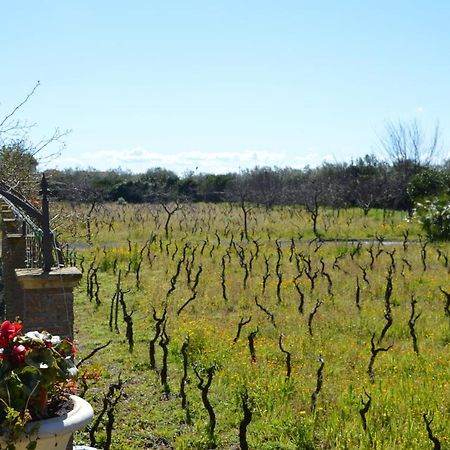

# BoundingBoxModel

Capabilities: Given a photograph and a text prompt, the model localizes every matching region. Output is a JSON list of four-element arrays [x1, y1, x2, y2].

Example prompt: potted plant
[[0, 319, 93, 450]]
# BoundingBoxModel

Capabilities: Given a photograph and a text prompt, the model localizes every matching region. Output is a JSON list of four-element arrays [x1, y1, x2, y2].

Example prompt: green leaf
[[24, 348, 56, 370], [15, 366, 41, 397], [57, 357, 78, 379], [54, 339, 73, 357]]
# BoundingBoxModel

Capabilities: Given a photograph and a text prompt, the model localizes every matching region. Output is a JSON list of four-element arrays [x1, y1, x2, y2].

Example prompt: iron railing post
[[40, 174, 54, 272]]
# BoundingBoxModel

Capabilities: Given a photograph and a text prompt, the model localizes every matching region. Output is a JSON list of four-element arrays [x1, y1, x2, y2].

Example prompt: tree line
[[42, 154, 449, 214], [1, 115, 449, 217]]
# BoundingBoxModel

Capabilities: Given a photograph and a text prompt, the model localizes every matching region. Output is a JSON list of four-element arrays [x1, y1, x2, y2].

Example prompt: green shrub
[[413, 195, 450, 240]]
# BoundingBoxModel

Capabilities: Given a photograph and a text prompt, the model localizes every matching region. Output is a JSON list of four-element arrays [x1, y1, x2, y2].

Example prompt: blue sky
[[1, 1, 449, 174]]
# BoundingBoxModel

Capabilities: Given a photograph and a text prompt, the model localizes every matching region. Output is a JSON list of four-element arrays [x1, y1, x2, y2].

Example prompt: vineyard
[[58, 202, 449, 449]]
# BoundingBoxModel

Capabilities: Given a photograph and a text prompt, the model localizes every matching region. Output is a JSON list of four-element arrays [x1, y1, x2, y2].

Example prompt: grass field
[[57, 203, 449, 449]]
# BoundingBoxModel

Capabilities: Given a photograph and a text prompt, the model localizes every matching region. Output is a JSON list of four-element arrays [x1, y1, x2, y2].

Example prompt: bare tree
[[380, 119, 440, 167], [0, 82, 69, 197], [379, 120, 441, 210], [0, 82, 41, 140], [345, 155, 390, 215]]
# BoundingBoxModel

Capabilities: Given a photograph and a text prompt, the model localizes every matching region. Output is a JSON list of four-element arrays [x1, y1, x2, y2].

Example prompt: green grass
[[53, 202, 421, 245], [59, 203, 449, 449]]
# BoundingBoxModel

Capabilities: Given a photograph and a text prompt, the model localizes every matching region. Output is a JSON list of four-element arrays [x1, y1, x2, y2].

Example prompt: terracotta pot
[[0, 395, 94, 450]]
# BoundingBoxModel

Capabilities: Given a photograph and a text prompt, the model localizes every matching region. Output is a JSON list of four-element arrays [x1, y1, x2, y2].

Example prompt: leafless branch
[[0, 81, 40, 131]]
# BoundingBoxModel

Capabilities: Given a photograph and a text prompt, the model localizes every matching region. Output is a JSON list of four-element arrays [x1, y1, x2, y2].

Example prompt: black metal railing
[[0, 175, 64, 271]]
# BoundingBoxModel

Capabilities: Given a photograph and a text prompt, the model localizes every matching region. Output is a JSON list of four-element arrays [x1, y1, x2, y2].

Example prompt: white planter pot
[[0, 395, 94, 450]]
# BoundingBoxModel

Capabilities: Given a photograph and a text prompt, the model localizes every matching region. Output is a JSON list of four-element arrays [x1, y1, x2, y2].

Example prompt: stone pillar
[[15, 267, 82, 339], [1, 208, 27, 320]]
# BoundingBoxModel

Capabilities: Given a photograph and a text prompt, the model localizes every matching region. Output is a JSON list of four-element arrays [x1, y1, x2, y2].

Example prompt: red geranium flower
[[11, 344, 27, 366], [0, 320, 22, 340], [0, 336, 9, 349], [0, 321, 14, 337], [0, 320, 23, 351]]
